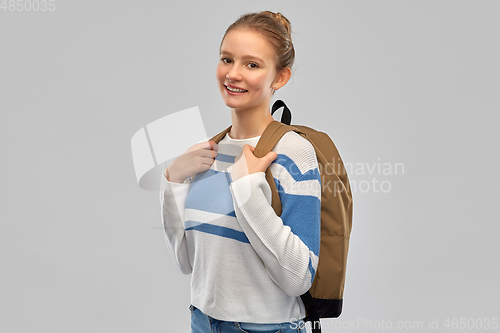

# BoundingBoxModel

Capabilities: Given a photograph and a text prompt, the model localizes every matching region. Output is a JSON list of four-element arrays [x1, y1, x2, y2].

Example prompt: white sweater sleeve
[[159, 172, 193, 275], [229, 159, 321, 297]]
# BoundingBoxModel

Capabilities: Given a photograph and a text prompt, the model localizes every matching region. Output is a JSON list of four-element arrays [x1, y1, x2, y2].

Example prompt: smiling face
[[216, 28, 279, 111]]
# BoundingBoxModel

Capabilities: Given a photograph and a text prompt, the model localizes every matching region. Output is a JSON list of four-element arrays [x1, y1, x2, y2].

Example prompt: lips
[[225, 84, 248, 93]]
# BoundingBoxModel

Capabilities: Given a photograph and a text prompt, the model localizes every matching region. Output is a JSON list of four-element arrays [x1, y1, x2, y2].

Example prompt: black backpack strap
[[301, 291, 322, 333], [271, 100, 292, 125]]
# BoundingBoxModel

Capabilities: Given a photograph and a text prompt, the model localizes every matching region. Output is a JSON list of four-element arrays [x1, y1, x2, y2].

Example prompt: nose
[[226, 66, 241, 82]]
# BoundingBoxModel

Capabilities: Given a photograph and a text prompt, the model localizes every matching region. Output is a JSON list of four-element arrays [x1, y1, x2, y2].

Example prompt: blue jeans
[[190, 304, 307, 333]]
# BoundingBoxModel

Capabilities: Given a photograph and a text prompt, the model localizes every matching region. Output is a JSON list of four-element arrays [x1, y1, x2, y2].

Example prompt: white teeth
[[226, 85, 247, 93]]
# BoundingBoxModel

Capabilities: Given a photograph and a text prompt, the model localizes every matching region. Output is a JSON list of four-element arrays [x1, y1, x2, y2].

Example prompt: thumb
[[264, 151, 278, 163]]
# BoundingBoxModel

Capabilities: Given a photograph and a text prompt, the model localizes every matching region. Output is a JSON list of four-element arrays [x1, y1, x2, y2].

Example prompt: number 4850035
[[443, 318, 498, 330], [1, 0, 56, 11]]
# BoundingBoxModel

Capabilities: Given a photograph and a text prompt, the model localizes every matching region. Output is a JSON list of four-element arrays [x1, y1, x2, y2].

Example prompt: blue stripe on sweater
[[185, 221, 250, 243], [214, 152, 235, 163], [275, 170, 321, 257], [273, 154, 321, 182], [309, 257, 316, 284]]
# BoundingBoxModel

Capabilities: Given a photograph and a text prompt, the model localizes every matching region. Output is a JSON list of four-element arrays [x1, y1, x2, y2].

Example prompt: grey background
[[1, 0, 498, 332]]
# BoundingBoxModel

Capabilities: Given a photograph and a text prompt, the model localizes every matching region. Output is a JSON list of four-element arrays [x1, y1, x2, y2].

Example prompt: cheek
[[215, 65, 225, 83], [247, 73, 271, 90]]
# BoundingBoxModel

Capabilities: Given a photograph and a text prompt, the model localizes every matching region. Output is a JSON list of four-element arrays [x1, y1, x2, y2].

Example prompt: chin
[[220, 92, 247, 109], [223, 100, 243, 109]]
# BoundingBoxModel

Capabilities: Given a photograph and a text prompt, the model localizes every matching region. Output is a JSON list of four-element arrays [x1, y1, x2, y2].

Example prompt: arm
[[229, 152, 321, 297], [159, 170, 193, 275]]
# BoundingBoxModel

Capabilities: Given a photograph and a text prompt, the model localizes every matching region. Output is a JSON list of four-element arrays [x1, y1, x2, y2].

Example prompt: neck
[[229, 104, 275, 139]]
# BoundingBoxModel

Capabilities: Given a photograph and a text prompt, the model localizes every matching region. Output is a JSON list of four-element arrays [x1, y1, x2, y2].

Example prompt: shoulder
[[271, 131, 319, 180]]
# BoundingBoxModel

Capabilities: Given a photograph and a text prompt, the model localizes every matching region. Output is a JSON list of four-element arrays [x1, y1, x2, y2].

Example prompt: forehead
[[220, 28, 276, 61]]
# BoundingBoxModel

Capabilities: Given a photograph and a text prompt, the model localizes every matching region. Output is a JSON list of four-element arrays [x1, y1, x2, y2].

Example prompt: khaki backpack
[[209, 100, 353, 333]]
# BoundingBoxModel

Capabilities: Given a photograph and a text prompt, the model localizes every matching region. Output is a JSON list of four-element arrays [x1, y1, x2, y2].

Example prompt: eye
[[247, 63, 259, 69], [221, 57, 231, 64]]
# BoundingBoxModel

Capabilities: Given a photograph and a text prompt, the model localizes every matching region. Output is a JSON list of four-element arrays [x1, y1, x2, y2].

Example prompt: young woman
[[161, 11, 321, 333]]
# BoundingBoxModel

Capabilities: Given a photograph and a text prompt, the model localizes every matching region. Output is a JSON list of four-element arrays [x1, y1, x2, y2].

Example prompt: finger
[[201, 156, 216, 166], [209, 141, 219, 151], [199, 141, 218, 157], [198, 147, 218, 159], [199, 141, 218, 152], [265, 151, 278, 163], [187, 140, 213, 154], [242, 145, 255, 155], [204, 141, 217, 151]]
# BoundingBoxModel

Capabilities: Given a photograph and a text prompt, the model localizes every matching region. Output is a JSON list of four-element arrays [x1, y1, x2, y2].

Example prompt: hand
[[230, 144, 278, 182], [165, 140, 218, 183]]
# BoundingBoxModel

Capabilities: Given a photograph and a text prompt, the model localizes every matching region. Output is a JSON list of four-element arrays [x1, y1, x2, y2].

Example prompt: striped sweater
[[159, 130, 321, 323]]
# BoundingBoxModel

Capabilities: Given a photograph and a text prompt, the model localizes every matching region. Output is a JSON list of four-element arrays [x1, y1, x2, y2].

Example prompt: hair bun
[[272, 12, 292, 39]]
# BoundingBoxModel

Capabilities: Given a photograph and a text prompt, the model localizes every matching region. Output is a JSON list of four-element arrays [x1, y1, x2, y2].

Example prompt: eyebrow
[[220, 51, 265, 63]]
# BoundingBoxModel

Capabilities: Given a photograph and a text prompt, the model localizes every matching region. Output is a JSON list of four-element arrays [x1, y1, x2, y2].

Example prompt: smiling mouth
[[225, 85, 248, 93]]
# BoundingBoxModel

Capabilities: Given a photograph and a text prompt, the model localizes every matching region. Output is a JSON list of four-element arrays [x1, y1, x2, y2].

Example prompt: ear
[[273, 67, 292, 90]]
